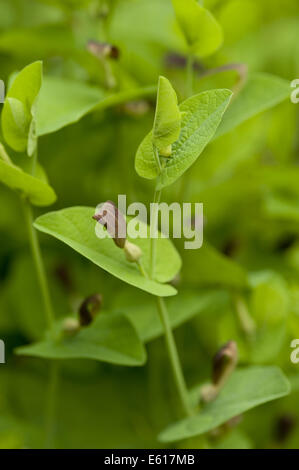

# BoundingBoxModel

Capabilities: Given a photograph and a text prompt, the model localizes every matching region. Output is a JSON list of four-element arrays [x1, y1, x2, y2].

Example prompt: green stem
[[31, 145, 38, 176], [186, 53, 194, 97], [232, 291, 256, 337], [153, 145, 162, 173], [148, 180, 192, 417], [44, 361, 59, 449], [156, 297, 193, 417], [149, 189, 161, 279], [22, 199, 54, 329], [137, 259, 148, 278]]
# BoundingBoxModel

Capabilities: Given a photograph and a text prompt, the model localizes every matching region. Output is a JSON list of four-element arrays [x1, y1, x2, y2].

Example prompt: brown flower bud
[[212, 340, 238, 386], [201, 341, 238, 404], [93, 201, 127, 249], [79, 294, 102, 327], [122, 100, 150, 117], [124, 240, 142, 263], [62, 317, 80, 336], [275, 415, 295, 443], [87, 40, 119, 60]]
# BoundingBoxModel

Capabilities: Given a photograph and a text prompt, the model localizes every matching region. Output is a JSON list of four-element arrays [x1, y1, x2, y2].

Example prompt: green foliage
[[153, 76, 181, 155], [0, 0, 298, 451], [2, 61, 42, 156], [159, 367, 290, 442], [37, 76, 104, 136], [34, 207, 180, 296], [182, 241, 248, 289], [136, 89, 232, 187], [0, 150, 56, 206], [117, 288, 226, 343], [16, 313, 146, 366], [171, 0, 223, 57], [215, 73, 291, 139]]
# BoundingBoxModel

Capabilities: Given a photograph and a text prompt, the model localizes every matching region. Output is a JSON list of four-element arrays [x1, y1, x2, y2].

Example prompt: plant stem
[[44, 361, 59, 449], [148, 179, 192, 417], [156, 297, 193, 417], [153, 145, 162, 173], [149, 189, 161, 279], [186, 53, 194, 97], [31, 145, 38, 176], [137, 259, 148, 278], [231, 291, 256, 337], [22, 199, 54, 329], [24, 141, 58, 449]]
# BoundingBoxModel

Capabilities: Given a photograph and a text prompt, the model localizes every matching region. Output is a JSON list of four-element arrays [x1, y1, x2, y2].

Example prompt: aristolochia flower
[[93, 201, 142, 263]]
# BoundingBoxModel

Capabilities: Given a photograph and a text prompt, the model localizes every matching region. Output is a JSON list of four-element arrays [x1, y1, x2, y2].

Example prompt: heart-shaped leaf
[[153, 76, 181, 154], [16, 313, 146, 366], [1, 61, 42, 156], [0, 155, 56, 207], [135, 89, 232, 189], [158, 366, 290, 442], [34, 206, 180, 297], [171, 0, 223, 57]]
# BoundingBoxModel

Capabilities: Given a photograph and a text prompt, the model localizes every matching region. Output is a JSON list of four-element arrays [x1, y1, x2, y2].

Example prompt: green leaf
[[0, 156, 56, 207], [158, 366, 290, 442], [1, 61, 42, 156], [215, 73, 290, 140], [249, 272, 289, 326], [249, 323, 286, 364], [182, 241, 248, 289], [263, 193, 299, 221], [3, 98, 28, 151], [36, 77, 156, 137], [171, 0, 223, 57], [153, 76, 181, 154], [156, 88, 232, 189], [16, 313, 146, 366], [135, 89, 232, 188], [36, 76, 104, 136], [34, 206, 180, 297], [213, 430, 252, 449]]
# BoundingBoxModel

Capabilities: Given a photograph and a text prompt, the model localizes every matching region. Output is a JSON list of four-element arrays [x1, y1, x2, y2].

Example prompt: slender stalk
[[186, 53, 194, 97], [31, 145, 38, 176], [156, 297, 193, 417], [22, 199, 54, 329], [149, 189, 161, 279], [44, 361, 59, 449], [147, 165, 192, 416], [153, 146, 162, 173], [232, 291, 256, 337], [137, 259, 148, 279], [24, 142, 58, 449]]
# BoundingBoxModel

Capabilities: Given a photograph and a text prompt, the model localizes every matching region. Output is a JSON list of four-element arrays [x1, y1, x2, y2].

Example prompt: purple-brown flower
[[87, 40, 119, 60], [93, 201, 127, 249]]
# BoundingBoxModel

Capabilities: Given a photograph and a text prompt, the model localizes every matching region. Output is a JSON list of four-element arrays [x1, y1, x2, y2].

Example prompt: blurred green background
[[0, 0, 299, 449]]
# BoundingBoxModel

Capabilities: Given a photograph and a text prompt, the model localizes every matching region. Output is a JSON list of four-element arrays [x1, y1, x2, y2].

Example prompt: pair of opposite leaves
[[135, 75, 232, 189]]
